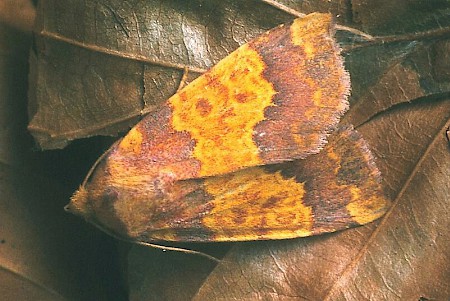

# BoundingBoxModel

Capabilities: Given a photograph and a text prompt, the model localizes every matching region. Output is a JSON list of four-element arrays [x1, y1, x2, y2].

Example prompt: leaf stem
[[261, 0, 450, 51], [343, 26, 450, 52], [38, 30, 208, 74]]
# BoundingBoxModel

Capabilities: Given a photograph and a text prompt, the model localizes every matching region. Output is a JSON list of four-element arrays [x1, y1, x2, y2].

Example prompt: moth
[[66, 13, 390, 243]]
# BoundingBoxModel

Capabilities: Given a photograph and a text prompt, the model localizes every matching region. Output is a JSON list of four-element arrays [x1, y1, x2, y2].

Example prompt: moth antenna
[[81, 141, 118, 188], [260, 0, 305, 18], [335, 24, 375, 41], [78, 214, 221, 262], [135, 241, 220, 263], [261, 0, 375, 41]]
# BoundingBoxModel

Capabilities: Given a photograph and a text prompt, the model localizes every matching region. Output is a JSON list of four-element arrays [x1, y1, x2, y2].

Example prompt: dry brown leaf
[[120, 2, 449, 301], [28, 0, 291, 149], [1, 10, 127, 301], [127, 245, 222, 301], [0, 0, 35, 32], [24, 0, 450, 300], [192, 99, 450, 301], [0, 19, 33, 167]]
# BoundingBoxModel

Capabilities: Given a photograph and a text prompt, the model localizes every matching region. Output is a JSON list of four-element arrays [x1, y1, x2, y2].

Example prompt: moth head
[[65, 144, 170, 240], [65, 156, 126, 237]]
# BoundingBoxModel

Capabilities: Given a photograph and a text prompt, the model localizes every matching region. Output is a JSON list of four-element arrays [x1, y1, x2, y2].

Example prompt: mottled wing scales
[[115, 13, 350, 180], [169, 45, 275, 177], [67, 13, 380, 245], [141, 126, 390, 242], [252, 15, 350, 163]]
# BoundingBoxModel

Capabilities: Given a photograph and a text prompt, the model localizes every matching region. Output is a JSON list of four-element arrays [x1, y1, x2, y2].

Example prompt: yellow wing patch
[[346, 188, 388, 225], [169, 44, 276, 177], [119, 127, 143, 154], [66, 14, 388, 245], [202, 167, 313, 241]]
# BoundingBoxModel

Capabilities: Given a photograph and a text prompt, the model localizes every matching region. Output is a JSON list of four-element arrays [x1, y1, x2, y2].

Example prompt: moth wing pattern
[[67, 13, 388, 244], [113, 13, 350, 182], [134, 126, 389, 242]]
